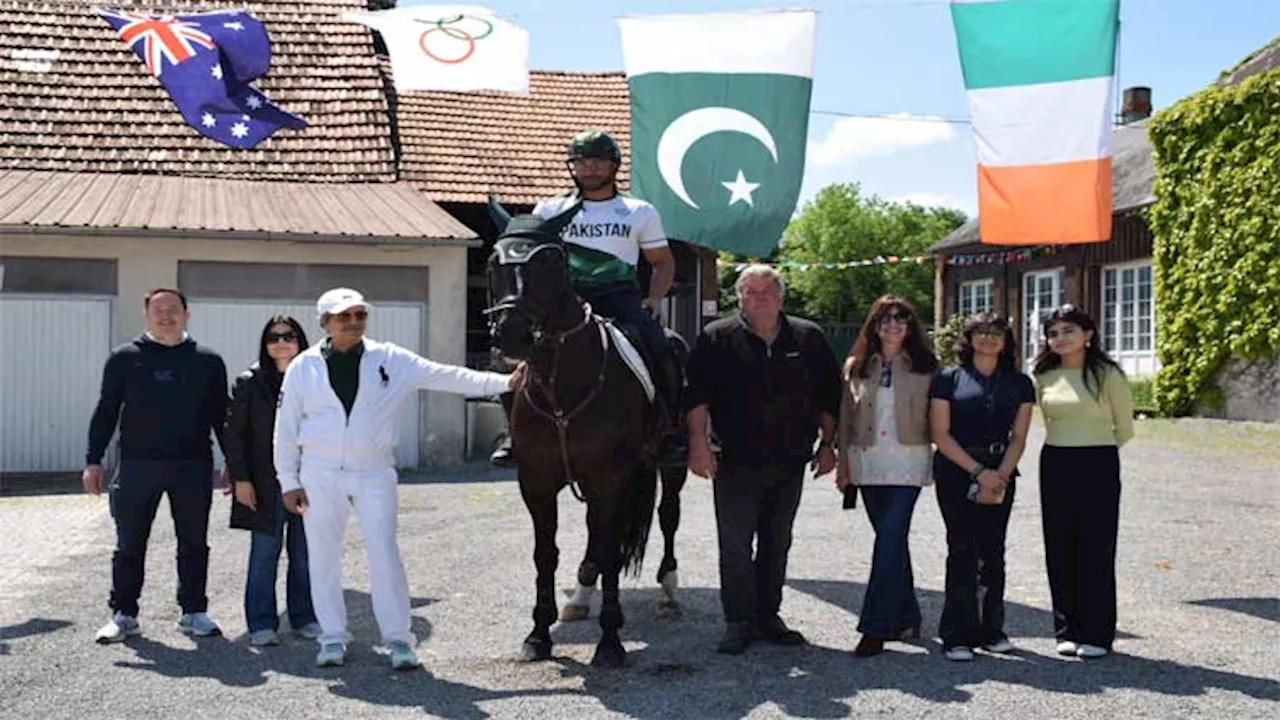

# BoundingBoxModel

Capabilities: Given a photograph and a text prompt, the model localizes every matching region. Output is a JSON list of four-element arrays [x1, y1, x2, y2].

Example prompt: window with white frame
[[1022, 268, 1066, 368], [958, 279, 994, 318], [1102, 262, 1154, 354]]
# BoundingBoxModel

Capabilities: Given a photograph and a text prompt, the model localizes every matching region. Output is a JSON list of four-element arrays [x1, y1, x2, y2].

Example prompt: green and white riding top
[[533, 192, 668, 291]]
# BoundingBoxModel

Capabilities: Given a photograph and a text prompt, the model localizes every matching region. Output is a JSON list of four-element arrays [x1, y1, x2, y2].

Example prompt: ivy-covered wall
[[1146, 60, 1280, 416]]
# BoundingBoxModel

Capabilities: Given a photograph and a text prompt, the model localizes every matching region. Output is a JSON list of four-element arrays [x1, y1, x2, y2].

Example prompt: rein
[[519, 303, 610, 502]]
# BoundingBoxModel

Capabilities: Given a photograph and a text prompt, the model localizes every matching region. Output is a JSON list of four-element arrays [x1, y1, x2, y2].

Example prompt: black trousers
[[712, 460, 805, 625], [935, 462, 1016, 648], [108, 459, 214, 617], [1039, 445, 1121, 649]]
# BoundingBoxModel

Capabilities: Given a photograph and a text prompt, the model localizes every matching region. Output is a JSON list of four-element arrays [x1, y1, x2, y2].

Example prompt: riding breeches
[[300, 466, 414, 647], [581, 284, 668, 361]]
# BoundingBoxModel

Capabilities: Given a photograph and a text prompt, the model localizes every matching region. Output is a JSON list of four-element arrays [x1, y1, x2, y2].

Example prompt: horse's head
[[484, 195, 583, 358]]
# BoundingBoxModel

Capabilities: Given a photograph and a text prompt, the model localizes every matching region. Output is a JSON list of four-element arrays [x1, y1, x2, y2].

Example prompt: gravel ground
[[0, 418, 1276, 719]]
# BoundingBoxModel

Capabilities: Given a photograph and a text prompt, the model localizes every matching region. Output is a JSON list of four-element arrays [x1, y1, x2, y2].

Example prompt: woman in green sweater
[[1032, 304, 1133, 660]]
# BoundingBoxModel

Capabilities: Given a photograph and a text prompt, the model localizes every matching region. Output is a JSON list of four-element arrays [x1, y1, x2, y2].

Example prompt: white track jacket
[[273, 338, 510, 492]]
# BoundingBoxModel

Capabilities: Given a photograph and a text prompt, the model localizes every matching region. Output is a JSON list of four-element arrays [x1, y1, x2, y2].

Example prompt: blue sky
[[406, 0, 1278, 217]]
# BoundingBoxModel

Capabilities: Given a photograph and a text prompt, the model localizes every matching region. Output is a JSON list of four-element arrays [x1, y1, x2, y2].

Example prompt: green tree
[[777, 183, 966, 327]]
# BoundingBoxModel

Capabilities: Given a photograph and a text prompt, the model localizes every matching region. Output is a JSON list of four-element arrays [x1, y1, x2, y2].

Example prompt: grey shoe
[[295, 622, 322, 640], [249, 629, 280, 647], [388, 641, 421, 670], [176, 612, 222, 637], [95, 612, 141, 644], [316, 643, 346, 667]]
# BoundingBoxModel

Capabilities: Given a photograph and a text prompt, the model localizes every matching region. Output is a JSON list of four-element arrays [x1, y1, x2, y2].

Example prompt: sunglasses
[[879, 311, 912, 325], [973, 327, 1005, 339], [332, 310, 368, 322], [266, 331, 298, 344]]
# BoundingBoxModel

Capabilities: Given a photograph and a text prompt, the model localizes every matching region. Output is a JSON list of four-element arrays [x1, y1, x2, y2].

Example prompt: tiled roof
[[929, 123, 1156, 253], [0, 169, 476, 243], [1, 0, 396, 182], [393, 67, 633, 205], [1218, 37, 1280, 87]]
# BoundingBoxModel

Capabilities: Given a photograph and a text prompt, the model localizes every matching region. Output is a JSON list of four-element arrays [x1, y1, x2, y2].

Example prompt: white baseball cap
[[316, 287, 371, 318]]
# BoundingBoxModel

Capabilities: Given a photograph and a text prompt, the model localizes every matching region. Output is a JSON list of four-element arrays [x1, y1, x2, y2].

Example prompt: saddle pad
[[604, 323, 656, 403]]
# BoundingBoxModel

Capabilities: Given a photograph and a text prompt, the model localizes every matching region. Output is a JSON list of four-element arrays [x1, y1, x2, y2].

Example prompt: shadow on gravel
[[1187, 597, 1279, 624], [790, 578, 1142, 640], [0, 618, 73, 655], [328, 670, 577, 720], [111, 591, 439, 688]]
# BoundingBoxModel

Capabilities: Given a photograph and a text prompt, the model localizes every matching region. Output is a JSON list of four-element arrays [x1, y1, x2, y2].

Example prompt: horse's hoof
[[560, 604, 590, 622], [519, 639, 552, 662], [590, 642, 626, 669], [655, 598, 682, 620]]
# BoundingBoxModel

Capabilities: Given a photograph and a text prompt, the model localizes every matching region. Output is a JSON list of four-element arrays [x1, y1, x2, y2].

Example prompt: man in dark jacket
[[223, 315, 319, 647], [686, 265, 840, 655], [83, 288, 229, 644]]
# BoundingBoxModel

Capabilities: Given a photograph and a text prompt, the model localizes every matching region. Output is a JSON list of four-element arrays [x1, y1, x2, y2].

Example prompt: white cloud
[[891, 192, 976, 216], [807, 114, 956, 166]]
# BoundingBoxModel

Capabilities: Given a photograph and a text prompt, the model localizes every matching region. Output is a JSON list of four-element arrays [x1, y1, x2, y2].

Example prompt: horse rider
[[490, 129, 685, 467]]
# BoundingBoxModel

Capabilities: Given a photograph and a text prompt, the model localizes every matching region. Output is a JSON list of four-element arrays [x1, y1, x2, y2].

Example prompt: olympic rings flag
[[618, 10, 816, 257], [951, 0, 1119, 245], [342, 5, 529, 93]]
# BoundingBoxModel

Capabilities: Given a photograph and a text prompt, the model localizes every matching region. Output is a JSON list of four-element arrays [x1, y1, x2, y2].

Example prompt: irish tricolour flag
[[618, 11, 815, 257], [952, 0, 1120, 245]]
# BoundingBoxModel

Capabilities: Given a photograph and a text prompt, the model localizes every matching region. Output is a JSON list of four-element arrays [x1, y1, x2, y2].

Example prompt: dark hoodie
[[86, 334, 228, 465]]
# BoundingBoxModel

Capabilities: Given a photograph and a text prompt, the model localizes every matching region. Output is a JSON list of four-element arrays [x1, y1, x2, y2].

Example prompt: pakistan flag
[[618, 11, 816, 258]]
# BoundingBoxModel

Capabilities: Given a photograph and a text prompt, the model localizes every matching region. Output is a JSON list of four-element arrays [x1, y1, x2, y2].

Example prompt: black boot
[[654, 351, 687, 468], [489, 391, 516, 468]]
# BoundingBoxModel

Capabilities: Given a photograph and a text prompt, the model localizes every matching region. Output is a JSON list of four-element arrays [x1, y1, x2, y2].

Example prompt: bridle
[[485, 236, 609, 501]]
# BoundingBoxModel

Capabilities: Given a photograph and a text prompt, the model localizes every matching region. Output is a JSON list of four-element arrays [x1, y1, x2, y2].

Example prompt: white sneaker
[[982, 637, 1015, 654], [316, 643, 346, 667], [176, 612, 222, 637], [95, 612, 140, 644], [295, 622, 322, 640], [388, 641, 422, 670], [1056, 640, 1080, 656], [944, 647, 975, 662], [1076, 644, 1109, 659], [249, 629, 279, 647]]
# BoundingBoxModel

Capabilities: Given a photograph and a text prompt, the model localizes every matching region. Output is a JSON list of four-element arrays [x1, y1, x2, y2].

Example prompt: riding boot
[[489, 391, 516, 468], [654, 351, 687, 468]]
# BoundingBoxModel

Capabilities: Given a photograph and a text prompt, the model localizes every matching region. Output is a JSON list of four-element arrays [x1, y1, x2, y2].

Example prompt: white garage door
[[187, 300, 426, 468], [0, 295, 113, 472]]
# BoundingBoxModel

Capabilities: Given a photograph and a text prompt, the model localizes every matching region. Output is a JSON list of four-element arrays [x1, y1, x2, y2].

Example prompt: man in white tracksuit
[[274, 287, 520, 670]]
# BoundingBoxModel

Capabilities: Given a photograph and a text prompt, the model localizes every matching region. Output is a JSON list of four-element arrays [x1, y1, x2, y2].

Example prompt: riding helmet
[[567, 130, 621, 164]]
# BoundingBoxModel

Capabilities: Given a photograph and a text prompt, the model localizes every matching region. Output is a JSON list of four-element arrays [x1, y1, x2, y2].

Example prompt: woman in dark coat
[[224, 315, 317, 646]]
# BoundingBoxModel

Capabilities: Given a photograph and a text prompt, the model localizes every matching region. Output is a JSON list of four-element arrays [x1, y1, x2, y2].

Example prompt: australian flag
[[96, 8, 306, 149]]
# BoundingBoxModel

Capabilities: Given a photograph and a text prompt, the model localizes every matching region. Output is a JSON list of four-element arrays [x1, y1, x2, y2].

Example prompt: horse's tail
[[617, 458, 658, 578]]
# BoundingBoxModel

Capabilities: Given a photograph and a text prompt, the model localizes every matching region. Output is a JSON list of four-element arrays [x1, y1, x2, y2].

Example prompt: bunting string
[[718, 245, 1059, 272]]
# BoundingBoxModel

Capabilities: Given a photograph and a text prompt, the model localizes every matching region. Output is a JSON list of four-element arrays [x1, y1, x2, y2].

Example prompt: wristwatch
[[969, 464, 985, 480]]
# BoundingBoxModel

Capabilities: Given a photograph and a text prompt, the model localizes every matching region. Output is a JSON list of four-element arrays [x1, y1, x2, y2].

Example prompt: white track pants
[[301, 466, 413, 647]]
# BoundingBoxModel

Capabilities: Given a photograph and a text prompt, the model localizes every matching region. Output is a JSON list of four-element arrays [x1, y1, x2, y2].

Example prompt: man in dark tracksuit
[[83, 288, 229, 644]]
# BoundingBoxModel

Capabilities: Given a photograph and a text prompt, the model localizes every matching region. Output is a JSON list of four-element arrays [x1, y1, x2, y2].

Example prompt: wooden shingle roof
[[0, 168, 476, 243], [393, 67, 633, 205], [1, 0, 396, 182]]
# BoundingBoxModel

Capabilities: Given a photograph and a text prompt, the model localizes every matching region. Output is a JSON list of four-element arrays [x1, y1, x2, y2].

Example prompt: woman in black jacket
[[224, 315, 317, 647]]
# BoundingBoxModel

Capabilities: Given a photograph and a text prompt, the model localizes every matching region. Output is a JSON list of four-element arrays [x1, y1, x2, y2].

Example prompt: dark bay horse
[[484, 196, 661, 668]]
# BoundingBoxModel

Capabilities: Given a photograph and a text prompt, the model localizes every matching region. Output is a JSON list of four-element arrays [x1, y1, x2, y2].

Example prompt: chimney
[[1120, 86, 1152, 124]]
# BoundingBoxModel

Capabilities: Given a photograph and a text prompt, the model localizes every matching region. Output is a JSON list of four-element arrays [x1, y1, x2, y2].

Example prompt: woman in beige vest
[[837, 296, 939, 657]]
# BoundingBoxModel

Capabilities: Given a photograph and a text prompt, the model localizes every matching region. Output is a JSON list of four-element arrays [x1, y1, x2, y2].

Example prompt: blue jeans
[[244, 503, 315, 633], [581, 284, 667, 359], [858, 486, 922, 638]]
